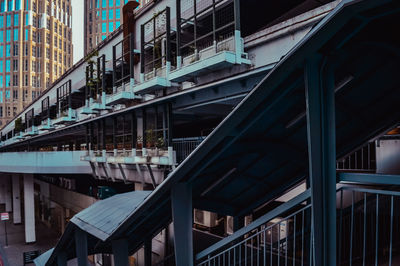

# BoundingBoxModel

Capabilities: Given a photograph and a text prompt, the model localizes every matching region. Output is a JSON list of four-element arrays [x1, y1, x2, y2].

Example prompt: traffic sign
[[0, 213, 8, 221]]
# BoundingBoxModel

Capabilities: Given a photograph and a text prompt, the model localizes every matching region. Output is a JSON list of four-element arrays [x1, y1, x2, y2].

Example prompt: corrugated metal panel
[[70, 191, 152, 241]]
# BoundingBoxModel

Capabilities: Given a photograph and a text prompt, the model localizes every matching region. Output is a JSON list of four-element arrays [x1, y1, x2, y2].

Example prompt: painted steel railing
[[336, 142, 376, 172], [337, 186, 400, 266], [172, 137, 206, 164], [196, 190, 312, 265]]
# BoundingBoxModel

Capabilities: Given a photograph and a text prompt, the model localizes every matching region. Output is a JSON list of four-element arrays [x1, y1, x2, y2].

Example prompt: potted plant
[[136, 136, 143, 149]]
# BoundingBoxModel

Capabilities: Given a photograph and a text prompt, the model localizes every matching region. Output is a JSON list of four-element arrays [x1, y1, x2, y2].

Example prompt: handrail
[[196, 188, 311, 260]]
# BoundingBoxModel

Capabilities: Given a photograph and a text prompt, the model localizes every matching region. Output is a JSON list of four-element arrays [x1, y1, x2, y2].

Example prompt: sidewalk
[[0, 205, 60, 266]]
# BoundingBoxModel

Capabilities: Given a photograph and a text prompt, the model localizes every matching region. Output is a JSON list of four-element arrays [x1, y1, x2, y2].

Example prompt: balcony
[[105, 80, 141, 106], [53, 109, 77, 125], [23, 126, 39, 137], [134, 67, 172, 95], [81, 147, 176, 167]]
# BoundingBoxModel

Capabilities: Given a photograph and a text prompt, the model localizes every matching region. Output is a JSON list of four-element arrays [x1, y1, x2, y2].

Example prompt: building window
[[116, 0, 120, 6], [109, 0, 113, 7], [6, 29, 10, 42], [13, 29, 18, 41], [24, 75, 28, 86], [25, 29, 28, 41], [46, 48, 50, 58], [12, 74, 18, 86], [102, 35, 106, 40], [0, 60, 2, 72], [13, 89, 18, 99], [102, 10, 106, 20], [102, 0, 106, 8], [5, 59, 10, 72], [6, 14, 11, 27], [54, 36, 57, 47], [116, 9, 120, 19], [13, 14, 18, 26], [5, 74, 10, 87], [24, 59, 28, 71], [0, 15, 3, 27], [102, 22, 106, 33], [12, 59, 17, 71], [109, 22, 113, 32], [0, 31, 3, 42], [109, 9, 113, 19], [15, 0, 21, 10], [5, 44, 10, 56], [13, 44, 18, 56], [116, 20, 120, 29]]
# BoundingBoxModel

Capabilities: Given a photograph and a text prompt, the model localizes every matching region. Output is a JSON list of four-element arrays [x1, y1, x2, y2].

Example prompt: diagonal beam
[[338, 172, 400, 185]]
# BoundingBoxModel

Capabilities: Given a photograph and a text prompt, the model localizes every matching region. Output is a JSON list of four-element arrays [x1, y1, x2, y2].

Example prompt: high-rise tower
[[0, 0, 73, 128], [84, 0, 144, 55]]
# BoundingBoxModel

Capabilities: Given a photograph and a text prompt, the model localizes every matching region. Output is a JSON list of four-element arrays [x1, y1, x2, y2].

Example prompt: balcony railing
[[172, 137, 206, 164], [196, 190, 312, 265]]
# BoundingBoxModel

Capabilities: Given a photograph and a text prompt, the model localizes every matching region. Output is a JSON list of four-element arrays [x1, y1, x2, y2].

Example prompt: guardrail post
[[305, 55, 336, 266], [171, 183, 193, 266]]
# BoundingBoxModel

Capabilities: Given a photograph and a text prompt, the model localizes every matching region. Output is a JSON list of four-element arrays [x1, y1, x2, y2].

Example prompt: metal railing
[[196, 191, 312, 265], [337, 186, 400, 266], [336, 142, 376, 172], [172, 137, 206, 164]]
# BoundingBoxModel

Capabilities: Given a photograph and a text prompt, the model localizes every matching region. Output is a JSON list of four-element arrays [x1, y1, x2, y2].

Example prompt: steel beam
[[74, 227, 88, 266], [56, 251, 67, 266], [112, 238, 129, 266], [339, 172, 400, 185], [171, 183, 193, 266], [305, 56, 336, 266]]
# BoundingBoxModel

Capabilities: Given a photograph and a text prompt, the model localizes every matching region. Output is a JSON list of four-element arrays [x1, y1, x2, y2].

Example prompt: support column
[[112, 239, 129, 266], [5, 175, 12, 212], [171, 183, 193, 266], [57, 251, 67, 266], [144, 238, 152, 266], [12, 174, 21, 224], [75, 227, 88, 266], [305, 56, 336, 266], [24, 174, 36, 243]]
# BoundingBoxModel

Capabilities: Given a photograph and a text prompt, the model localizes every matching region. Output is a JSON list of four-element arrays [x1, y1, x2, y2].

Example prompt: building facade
[[0, 0, 73, 128]]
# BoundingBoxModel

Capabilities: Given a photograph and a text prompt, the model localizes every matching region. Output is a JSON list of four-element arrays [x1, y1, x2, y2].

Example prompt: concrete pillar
[[5, 176, 12, 212], [24, 174, 36, 243], [112, 239, 129, 266], [171, 183, 193, 266], [0, 177, 5, 205], [75, 227, 88, 266], [12, 174, 22, 224]]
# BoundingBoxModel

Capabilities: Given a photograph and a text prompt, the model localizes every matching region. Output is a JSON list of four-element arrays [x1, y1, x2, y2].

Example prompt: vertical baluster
[[263, 230, 266, 266], [363, 193, 366, 266], [278, 223, 281, 266], [293, 215, 296, 266], [338, 189, 343, 264], [301, 210, 304, 266], [375, 194, 379, 266], [389, 195, 393, 266], [350, 191, 354, 266], [271, 227, 273, 266]]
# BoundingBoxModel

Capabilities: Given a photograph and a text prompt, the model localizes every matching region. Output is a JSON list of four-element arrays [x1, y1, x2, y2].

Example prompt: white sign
[[0, 212, 9, 221]]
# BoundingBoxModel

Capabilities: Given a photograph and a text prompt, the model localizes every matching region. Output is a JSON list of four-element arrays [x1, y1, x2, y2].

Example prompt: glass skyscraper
[[84, 0, 142, 55]]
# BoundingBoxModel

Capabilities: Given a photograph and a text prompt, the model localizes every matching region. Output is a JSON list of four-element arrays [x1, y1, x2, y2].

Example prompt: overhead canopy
[[35, 191, 151, 265], [38, 0, 400, 263]]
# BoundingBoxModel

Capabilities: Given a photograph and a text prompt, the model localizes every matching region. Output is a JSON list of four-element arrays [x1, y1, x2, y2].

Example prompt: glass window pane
[[109, 9, 113, 19]]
